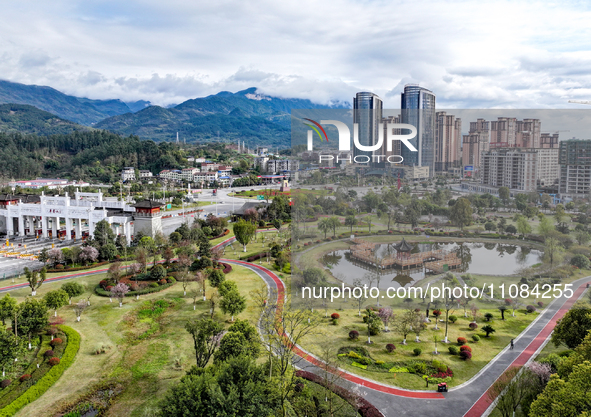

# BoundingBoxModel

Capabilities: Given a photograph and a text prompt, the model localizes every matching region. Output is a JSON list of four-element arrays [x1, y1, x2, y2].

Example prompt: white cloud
[[0, 0, 590, 108]]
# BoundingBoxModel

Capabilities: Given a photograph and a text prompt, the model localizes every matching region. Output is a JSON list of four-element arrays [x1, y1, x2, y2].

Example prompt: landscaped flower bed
[[0, 326, 80, 416], [336, 346, 453, 383]]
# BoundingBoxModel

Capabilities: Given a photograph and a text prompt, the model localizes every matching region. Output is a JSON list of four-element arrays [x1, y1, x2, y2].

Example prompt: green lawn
[[12, 264, 266, 417]]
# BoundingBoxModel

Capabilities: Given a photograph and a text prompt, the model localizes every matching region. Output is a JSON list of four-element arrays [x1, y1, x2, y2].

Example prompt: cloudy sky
[[2, 0, 591, 108]]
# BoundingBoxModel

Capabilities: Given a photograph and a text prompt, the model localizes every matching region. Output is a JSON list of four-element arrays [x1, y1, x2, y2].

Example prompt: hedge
[[46, 261, 109, 273], [94, 282, 176, 297], [242, 252, 269, 262], [0, 325, 80, 417], [295, 370, 383, 417], [209, 229, 230, 240], [220, 263, 232, 274]]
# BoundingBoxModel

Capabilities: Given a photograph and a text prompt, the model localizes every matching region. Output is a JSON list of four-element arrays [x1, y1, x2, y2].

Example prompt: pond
[[321, 241, 542, 289]]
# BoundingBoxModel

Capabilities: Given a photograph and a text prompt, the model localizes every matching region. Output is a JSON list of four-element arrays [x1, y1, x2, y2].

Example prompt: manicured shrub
[[19, 374, 31, 383], [105, 285, 113, 292], [349, 330, 359, 340], [159, 279, 167, 286], [448, 346, 459, 355], [130, 284, 140, 291], [537, 301, 544, 308], [331, 313, 340, 320], [432, 309, 442, 318], [167, 276, 176, 283], [48, 357, 60, 366], [44, 350, 55, 358], [526, 305, 536, 313], [472, 335, 480, 342], [99, 280, 108, 288], [484, 313, 494, 321], [386, 343, 396, 353], [46, 328, 57, 336], [469, 322, 478, 330], [457, 337, 467, 345], [459, 350, 472, 360], [1, 379, 11, 388], [460, 345, 472, 353], [55, 264, 64, 270], [49, 338, 63, 347], [332, 318, 338, 325], [150, 282, 159, 288], [413, 348, 422, 356], [448, 315, 457, 324]]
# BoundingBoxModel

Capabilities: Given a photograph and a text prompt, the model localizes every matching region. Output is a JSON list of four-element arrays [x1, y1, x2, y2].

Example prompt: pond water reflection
[[321, 242, 542, 289]]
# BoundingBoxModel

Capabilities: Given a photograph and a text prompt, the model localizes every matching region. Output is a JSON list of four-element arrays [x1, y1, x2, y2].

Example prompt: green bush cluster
[[94, 282, 175, 297], [0, 326, 80, 417], [448, 346, 459, 355], [432, 359, 447, 373]]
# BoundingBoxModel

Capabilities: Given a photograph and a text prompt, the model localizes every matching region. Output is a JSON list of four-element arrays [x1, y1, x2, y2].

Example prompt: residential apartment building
[[434, 112, 462, 172], [480, 148, 559, 192], [121, 167, 136, 182], [462, 119, 490, 171], [559, 140, 591, 199], [489, 118, 542, 148], [266, 159, 298, 173]]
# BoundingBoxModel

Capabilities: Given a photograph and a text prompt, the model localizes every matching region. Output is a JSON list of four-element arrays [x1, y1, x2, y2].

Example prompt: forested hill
[[0, 130, 186, 183], [96, 87, 350, 147], [0, 103, 91, 136], [0, 80, 140, 125]]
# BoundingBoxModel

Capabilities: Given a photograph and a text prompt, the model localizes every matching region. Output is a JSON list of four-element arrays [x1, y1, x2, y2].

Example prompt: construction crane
[[568, 100, 591, 105]]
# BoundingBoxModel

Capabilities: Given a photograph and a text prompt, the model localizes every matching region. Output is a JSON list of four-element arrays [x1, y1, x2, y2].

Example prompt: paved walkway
[[217, 233, 591, 417]]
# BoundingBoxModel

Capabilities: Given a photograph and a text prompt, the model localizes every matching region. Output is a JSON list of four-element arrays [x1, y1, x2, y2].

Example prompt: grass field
[[11, 264, 265, 417]]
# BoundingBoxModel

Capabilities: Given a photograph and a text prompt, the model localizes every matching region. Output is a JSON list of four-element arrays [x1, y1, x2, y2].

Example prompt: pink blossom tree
[[110, 283, 129, 307], [378, 307, 394, 332], [78, 246, 99, 265]]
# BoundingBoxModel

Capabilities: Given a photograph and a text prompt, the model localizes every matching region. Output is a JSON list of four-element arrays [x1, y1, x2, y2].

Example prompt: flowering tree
[[78, 246, 99, 265], [48, 248, 63, 266], [110, 283, 129, 307], [527, 361, 551, 385], [378, 307, 394, 332]]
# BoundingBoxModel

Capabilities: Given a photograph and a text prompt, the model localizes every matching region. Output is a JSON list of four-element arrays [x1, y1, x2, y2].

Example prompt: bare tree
[[108, 262, 122, 284], [73, 299, 87, 322], [260, 304, 318, 417]]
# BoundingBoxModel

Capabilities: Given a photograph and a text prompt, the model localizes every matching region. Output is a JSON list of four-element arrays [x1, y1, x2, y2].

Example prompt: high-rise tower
[[401, 84, 436, 176], [353, 92, 383, 163]]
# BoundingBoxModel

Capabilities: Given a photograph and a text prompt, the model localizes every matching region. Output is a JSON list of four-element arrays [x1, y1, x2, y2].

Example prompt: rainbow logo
[[303, 118, 329, 142]]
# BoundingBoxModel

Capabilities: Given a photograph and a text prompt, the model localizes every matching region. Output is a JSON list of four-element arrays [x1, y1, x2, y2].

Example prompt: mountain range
[[0, 79, 350, 147]]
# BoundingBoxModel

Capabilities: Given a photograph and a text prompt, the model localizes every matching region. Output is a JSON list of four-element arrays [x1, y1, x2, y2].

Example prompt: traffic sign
[[257, 195, 265, 200]]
